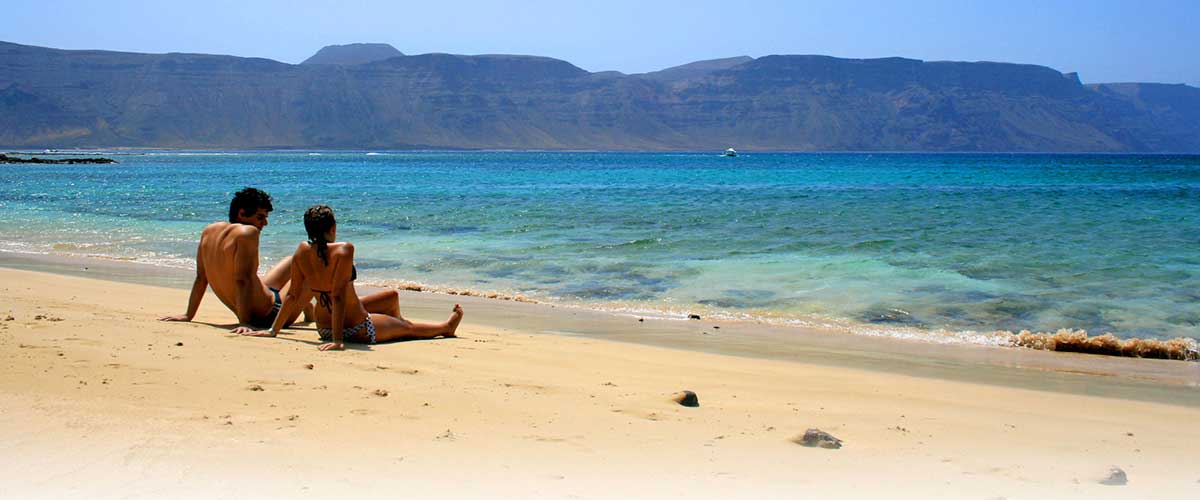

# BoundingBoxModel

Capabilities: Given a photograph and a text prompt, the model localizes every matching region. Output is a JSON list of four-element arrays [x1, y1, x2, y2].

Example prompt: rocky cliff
[[1, 41, 1197, 151]]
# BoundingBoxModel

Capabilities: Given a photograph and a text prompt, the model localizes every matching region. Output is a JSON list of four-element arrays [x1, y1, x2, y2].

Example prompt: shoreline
[[3, 250, 1198, 407], [3, 228, 1196, 363], [7, 148, 1200, 155], [2, 266, 1199, 498]]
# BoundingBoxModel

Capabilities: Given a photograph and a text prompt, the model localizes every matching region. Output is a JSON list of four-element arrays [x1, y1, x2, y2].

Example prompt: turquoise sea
[[1, 152, 1198, 344]]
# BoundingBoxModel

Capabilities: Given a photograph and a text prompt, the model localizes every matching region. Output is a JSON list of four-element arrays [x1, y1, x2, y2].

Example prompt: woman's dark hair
[[304, 205, 336, 265], [228, 187, 274, 223]]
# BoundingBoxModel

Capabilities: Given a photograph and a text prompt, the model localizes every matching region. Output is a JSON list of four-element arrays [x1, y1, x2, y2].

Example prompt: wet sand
[[2, 259, 1199, 498]]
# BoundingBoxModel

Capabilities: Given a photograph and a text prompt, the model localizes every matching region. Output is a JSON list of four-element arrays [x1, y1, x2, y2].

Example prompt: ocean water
[[1, 152, 1198, 344]]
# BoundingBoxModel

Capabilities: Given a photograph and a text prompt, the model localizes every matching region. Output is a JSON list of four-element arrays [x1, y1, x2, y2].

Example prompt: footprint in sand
[[501, 382, 549, 393], [523, 435, 567, 443]]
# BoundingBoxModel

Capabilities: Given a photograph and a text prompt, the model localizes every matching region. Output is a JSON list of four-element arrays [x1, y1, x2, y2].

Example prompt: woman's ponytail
[[303, 205, 336, 265]]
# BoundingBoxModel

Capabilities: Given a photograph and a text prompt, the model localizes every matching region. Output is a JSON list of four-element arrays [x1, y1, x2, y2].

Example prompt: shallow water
[[1, 151, 1198, 344]]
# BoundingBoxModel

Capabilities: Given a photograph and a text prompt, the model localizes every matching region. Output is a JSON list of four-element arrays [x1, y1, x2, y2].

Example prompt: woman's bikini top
[[311, 265, 357, 313]]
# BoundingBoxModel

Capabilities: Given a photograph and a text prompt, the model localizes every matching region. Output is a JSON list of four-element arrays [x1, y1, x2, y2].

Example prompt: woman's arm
[[236, 243, 307, 337], [266, 252, 309, 335], [319, 244, 356, 351]]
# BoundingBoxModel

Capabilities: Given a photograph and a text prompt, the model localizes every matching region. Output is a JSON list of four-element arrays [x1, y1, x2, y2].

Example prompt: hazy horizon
[[4, 0, 1198, 86]]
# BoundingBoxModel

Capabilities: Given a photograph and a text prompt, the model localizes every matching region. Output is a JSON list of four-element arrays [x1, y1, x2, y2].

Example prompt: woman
[[237, 205, 462, 350]]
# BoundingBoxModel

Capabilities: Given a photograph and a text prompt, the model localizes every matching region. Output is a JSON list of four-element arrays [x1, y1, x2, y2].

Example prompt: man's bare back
[[160, 188, 303, 328], [197, 221, 278, 323]]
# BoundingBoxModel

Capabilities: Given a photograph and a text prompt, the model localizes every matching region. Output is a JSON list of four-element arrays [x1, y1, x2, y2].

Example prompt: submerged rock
[[861, 307, 921, 326], [795, 428, 843, 449], [672, 390, 699, 407]]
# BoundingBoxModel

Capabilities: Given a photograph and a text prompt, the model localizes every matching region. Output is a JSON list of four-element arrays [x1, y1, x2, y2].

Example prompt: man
[[160, 187, 310, 329]]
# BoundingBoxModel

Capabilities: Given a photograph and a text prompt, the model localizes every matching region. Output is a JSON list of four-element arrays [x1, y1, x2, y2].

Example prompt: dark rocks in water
[[794, 428, 843, 449], [1099, 466, 1127, 486], [861, 307, 921, 326], [688, 314, 701, 320], [0, 154, 115, 164], [672, 390, 699, 407]]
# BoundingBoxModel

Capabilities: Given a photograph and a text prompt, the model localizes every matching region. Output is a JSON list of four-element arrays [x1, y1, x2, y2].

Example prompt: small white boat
[[721, 148, 738, 157]]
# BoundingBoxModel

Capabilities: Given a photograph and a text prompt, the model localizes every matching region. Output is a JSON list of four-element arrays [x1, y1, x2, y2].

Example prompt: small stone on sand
[[303, 364, 314, 370], [175, 342, 183, 346], [795, 428, 843, 449], [247, 384, 264, 391], [1099, 466, 1127, 486], [4, 315, 14, 321], [672, 390, 700, 407], [373, 389, 389, 397]]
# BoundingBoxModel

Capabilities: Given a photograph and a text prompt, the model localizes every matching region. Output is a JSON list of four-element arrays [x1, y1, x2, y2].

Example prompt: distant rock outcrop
[[1, 41, 1198, 152], [0, 154, 115, 164], [301, 43, 403, 65]]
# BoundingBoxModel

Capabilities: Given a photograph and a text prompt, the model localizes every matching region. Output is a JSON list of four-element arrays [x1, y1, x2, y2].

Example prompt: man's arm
[[160, 240, 209, 322], [232, 227, 262, 326]]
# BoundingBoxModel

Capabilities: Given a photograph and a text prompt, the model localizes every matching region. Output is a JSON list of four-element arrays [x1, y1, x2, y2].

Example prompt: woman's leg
[[314, 289, 394, 325], [360, 289, 401, 317], [262, 255, 293, 290], [369, 304, 463, 342]]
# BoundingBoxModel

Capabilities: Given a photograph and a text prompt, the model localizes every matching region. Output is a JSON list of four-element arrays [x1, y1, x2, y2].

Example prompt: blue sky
[[6, 0, 1198, 84]]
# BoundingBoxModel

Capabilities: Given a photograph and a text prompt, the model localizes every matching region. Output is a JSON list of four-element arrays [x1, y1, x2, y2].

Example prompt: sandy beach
[[2, 265, 1199, 499]]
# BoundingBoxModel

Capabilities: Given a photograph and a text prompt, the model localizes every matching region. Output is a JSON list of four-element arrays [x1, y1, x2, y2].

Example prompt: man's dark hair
[[228, 187, 274, 223]]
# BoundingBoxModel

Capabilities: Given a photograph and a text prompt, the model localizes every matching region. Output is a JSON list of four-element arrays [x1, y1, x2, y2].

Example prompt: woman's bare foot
[[442, 304, 464, 338]]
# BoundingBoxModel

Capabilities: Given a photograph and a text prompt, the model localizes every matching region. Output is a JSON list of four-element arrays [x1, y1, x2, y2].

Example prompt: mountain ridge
[[300, 43, 404, 65], [1, 41, 1197, 151]]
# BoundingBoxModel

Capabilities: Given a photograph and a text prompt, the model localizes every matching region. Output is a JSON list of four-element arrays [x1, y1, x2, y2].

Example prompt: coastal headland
[[2, 260, 1198, 499]]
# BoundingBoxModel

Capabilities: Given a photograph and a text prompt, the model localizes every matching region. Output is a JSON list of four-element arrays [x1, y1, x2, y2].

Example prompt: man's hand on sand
[[159, 314, 190, 322], [232, 326, 276, 337], [318, 342, 344, 351]]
